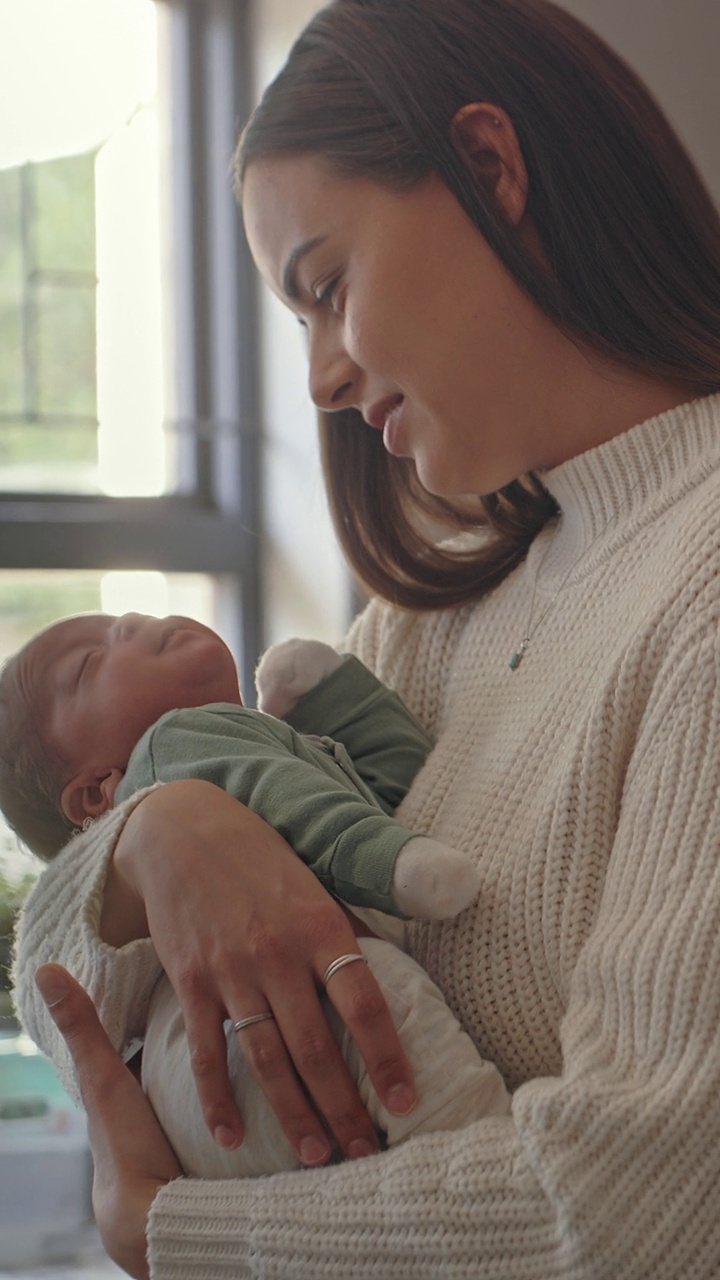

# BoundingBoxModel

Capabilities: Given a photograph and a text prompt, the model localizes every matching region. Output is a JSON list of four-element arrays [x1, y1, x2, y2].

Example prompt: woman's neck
[[530, 338, 699, 473]]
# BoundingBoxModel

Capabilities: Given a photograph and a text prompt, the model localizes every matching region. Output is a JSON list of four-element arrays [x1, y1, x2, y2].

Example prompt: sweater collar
[[539, 393, 720, 561]]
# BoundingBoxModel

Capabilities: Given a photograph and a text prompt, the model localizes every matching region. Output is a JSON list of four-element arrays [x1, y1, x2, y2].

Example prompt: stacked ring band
[[231, 1012, 276, 1032], [321, 953, 368, 988]]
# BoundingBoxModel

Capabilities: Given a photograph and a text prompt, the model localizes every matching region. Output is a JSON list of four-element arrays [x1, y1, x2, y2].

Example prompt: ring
[[231, 1012, 276, 1033], [321, 953, 368, 988]]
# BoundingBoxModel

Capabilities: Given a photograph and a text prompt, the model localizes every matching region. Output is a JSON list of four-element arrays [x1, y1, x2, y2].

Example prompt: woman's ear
[[450, 103, 529, 226], [60, 767, 125, 827]]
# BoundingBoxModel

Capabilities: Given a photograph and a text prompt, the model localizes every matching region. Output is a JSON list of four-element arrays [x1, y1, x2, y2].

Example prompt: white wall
[[558, 0, 719, 200], [250, 0, 719, 647], [249, 1, 348, 648]]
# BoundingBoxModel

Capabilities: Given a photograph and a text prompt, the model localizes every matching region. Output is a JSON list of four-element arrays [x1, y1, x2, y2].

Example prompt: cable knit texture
[[13, 395, 720, 1278]]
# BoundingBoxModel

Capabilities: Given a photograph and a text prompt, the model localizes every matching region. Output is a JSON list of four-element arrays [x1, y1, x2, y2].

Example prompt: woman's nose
[[307, 332, 358, 412]]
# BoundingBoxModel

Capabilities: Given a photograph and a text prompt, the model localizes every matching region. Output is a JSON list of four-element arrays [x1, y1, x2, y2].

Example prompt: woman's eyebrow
[[282, 236, 327, 300]]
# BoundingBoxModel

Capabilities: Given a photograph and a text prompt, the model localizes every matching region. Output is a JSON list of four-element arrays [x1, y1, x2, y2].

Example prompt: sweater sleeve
[[144, 622, 720, 1278], [12, 789, 162, 1106]]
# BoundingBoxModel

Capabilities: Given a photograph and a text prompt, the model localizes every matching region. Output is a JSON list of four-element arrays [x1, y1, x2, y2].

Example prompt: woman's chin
[[413, 457, 480, 502]]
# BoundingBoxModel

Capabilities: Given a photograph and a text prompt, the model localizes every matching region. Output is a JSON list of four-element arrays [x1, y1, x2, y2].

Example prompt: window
[[0, 0, 263, 875], [0, 0, 262, 698]]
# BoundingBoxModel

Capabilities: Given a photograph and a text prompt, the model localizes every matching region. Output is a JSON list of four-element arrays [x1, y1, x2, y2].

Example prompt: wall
[[249, 1, 346, 648], [559, 0, 719, 200], [250, 0, 719, 648]]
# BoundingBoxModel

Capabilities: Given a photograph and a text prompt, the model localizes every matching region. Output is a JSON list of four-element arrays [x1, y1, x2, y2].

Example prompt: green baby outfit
[[116, 655, 432, 915]]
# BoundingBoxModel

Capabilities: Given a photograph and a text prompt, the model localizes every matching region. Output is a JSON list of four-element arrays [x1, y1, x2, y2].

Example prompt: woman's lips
[[364, 395, 405, 455], [381, 397, 405, 456]]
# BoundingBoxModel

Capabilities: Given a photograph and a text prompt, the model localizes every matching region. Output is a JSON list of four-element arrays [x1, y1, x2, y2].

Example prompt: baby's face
[[21, 613, 242, 779]]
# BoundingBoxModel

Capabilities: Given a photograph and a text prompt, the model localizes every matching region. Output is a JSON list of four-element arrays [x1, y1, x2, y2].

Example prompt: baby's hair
[[0, 650, 75, 861]]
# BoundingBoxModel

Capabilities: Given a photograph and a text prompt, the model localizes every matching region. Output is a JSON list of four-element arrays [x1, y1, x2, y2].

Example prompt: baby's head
[[0, 612, 241, 860]]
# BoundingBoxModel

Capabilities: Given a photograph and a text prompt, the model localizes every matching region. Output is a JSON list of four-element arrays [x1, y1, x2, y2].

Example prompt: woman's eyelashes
[[313, 273, 344, 313], [294, 272, 344, 331]]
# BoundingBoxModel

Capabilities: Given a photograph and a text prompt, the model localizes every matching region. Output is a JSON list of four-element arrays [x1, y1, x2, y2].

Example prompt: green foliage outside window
[[0, 572, 104, 660], [0, 152, 99, 475]]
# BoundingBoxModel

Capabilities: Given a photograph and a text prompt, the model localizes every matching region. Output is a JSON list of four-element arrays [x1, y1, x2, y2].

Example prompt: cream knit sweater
[[14, 394, 720, 1279]]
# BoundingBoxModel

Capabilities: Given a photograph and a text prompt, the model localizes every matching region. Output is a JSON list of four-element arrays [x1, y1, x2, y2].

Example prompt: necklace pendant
[[508, 637, 530, 672]]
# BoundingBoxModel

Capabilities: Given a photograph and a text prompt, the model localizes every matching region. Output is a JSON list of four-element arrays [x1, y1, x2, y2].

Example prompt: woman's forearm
[[98, 782, 225, 947]]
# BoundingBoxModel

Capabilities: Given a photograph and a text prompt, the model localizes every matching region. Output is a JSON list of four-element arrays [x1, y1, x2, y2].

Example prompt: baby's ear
[[60, 767, 125, 827]]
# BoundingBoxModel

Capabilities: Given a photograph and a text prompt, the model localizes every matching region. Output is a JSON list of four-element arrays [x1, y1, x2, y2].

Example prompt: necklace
[[508, 532, 569, 670], [508, 420, 679, 672]]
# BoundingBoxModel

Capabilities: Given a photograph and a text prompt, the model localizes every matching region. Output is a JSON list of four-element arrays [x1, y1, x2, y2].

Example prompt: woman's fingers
[[238, 980, 381, 1163], [35, 964, 181, 1179], [175, 989, 247, 1150], [114, 784, 418, 1158], [225, 936, 416, 1163], [322, 954, 417, 1119], [232, 1011, 336, 1165], [35, 964, 181, 1280]]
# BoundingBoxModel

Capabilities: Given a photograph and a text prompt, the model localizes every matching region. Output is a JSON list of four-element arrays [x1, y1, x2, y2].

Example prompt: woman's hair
[[0, 652, 74, 861], [236, 0, 720, 609]]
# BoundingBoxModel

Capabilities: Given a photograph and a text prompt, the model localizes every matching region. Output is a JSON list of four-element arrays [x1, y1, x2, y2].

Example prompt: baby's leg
[[143, 938, 510, 1178]]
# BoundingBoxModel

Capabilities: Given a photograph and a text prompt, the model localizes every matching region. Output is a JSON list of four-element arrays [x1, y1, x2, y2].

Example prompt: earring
[[82, 816, 95, 832]]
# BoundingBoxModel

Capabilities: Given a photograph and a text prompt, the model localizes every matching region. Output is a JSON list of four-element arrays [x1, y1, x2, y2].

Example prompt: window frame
[[0, 0, 263, 695]]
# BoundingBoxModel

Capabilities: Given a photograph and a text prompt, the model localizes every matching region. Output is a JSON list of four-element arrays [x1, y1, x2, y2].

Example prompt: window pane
[[37, 281, 97, 419], [34, 154, 96, 273], [0, 569, 222, 664], [0, 0, 174, 496], [0, 169, 23, 413]]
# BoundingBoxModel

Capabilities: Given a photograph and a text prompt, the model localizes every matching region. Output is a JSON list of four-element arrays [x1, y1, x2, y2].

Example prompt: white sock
[[255, 638, 343, 719], [391, 837, 480, 919]]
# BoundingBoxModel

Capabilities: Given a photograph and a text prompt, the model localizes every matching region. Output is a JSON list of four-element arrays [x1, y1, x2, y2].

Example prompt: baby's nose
[[111, 612, 147, 642]]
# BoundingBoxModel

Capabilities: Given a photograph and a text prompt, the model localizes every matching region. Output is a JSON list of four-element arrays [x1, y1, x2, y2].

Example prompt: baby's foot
[[391, 837, 480, 919], [256, 638, 343, 719]]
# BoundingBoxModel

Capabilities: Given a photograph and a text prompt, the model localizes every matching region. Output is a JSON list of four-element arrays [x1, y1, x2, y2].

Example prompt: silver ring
[[321, 953, 368, 988], [231, 1012, 275, 1033]]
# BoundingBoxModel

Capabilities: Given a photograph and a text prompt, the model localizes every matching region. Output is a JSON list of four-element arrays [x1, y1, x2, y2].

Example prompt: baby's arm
[[142, 936, 510, 1179], [257, 640, 430, 812], [256, 641, 481, 919], [256, 638, 346, 721], [125, 706, 479, 919]]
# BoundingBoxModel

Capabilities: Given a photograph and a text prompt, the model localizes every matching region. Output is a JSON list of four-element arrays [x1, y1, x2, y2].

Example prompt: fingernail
[[214, 1125, 240, 1150], [35, 967, 67, 1007], [387, 1083, 416, 1115], [299, 1136, 331, 1166], [348, 1138, 377, 1159]]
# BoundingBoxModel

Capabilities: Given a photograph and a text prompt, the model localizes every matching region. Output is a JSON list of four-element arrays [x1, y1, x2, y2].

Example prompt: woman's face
[[243, 155, 561, 498]]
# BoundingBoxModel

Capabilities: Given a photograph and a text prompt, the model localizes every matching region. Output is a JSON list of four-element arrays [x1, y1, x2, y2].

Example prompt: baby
[[2, 614, 510, 1175]]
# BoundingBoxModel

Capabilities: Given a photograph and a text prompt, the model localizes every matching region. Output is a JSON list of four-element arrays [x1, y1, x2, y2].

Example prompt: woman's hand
[[35, 964, 182, 1280], [103, 780, 417, 1166]]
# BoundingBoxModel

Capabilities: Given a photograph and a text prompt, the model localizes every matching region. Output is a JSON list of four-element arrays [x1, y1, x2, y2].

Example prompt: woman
[[16, 0, 720, 1275]]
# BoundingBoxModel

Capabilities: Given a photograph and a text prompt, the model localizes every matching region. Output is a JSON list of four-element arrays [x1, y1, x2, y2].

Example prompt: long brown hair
[[237, 0, 720, 609]]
